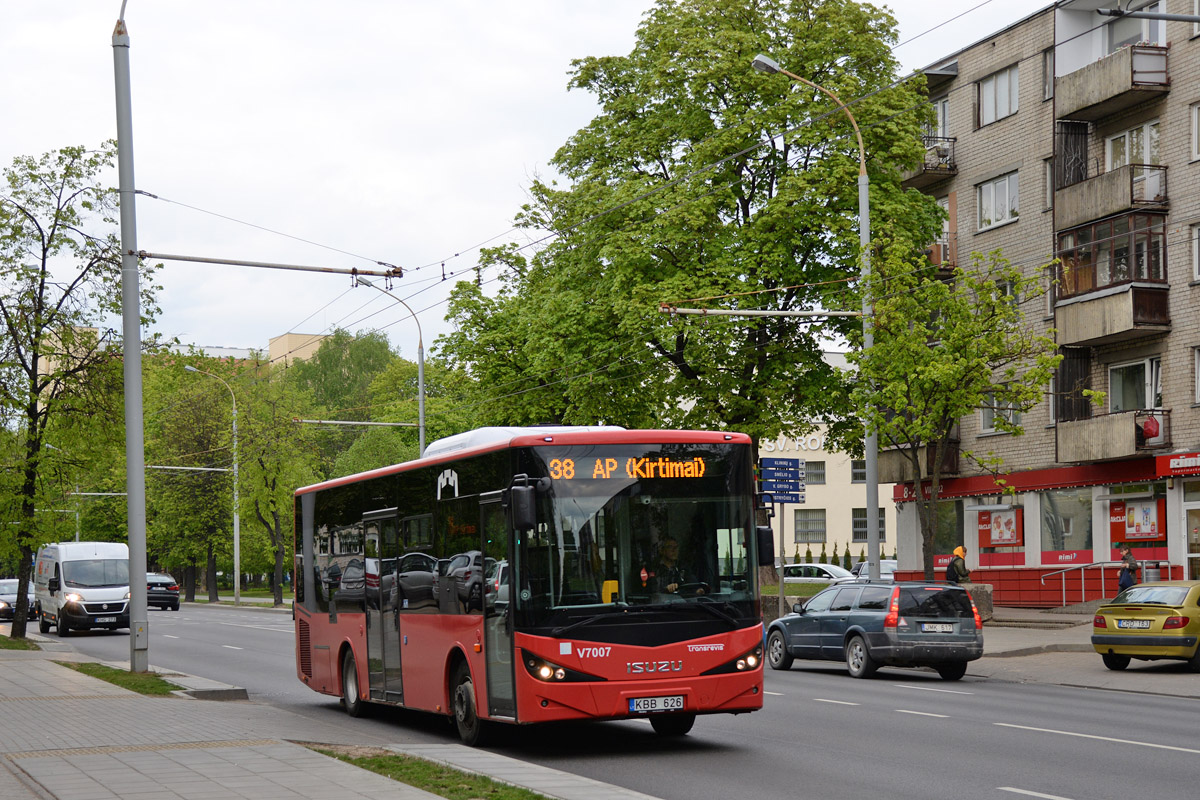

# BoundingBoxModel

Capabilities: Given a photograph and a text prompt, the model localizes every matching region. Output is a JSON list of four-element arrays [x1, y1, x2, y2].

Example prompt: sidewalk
[[3, 607, 1198, 800]]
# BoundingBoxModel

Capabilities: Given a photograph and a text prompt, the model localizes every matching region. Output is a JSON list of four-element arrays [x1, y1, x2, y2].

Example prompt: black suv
[[147, 572, 180, 611], [766, 581, 983, 680]]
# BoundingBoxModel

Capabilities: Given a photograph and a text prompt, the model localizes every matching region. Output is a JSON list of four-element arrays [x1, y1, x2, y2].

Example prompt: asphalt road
[[57, 605, 1200, 800]]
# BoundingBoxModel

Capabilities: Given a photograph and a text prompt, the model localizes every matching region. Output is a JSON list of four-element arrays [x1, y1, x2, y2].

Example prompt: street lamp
[[184, 365, 241, 605], [356, 277, 426, 457], [752, 53, 880, 581]]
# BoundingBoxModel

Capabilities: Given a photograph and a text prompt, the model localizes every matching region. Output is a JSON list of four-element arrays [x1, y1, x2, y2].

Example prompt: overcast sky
[[1, 1, 1051, 365]]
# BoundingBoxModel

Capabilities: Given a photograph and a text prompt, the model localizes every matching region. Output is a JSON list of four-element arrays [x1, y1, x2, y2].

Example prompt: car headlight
[[124, 591, 131, 600], [0, 601, 9, 610], [64, 593, 82, 604]]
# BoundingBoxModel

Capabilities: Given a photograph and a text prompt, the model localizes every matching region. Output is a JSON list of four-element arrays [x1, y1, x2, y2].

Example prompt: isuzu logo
[[626, 660, 683, 674]]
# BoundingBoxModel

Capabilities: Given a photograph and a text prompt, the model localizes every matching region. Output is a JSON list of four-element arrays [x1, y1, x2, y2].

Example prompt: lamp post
[[356, 278, 426, 457], [185, 365, 240, 605], [752, 54, 880, 580]]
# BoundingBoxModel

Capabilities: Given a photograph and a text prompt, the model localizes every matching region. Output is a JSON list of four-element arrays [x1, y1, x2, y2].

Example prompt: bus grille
[[298, 619, 312, 678]]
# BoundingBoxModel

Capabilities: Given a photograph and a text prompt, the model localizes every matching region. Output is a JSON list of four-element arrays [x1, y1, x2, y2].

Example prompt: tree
[[848, 249, 1061, 580], [0, 143, 160, 638], [440, 0, 939, 442]]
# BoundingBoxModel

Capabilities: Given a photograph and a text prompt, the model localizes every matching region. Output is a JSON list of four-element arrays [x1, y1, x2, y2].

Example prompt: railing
[[1129, 44, 1169, 87], [1040, 560, 1154, 606], [919, 135, 956, 171]]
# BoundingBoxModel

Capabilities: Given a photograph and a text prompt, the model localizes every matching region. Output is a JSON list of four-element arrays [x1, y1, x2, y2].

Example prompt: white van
[[34, 542, 130, 637]]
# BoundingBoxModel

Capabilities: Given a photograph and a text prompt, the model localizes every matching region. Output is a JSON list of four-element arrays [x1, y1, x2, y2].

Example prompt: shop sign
[[1156, 452, 1200, 477]]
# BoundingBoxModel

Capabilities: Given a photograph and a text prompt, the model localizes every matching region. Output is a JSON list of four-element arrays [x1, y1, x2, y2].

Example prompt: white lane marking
[[222, 645, 243, 650], [893, 683, 973, 695], [216, 622, 293, 633], [995, 723, 1200, 754], [896, 709, 948, 718], [163, 634, 179, 639], [813, 698, 859, 706], [998, 788, 1076, 800], [764, 691, 785, 696]]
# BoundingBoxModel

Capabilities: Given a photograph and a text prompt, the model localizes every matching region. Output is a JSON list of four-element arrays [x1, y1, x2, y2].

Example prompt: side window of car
[[805, 590, 836, 613], [856, 586, 892, 610], [830, 587, 859, 612]]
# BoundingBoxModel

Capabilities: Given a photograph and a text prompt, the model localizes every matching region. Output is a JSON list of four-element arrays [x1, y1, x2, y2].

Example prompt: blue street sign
[[760, 480, 800, 493], [768, 492, 802, 504], [760, 467, 804, 481], [760, 457, 802, 469]]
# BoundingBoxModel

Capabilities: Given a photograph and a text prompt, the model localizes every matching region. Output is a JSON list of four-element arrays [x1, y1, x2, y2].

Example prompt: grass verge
[[55, 661, 180, 695], [0, 633, 40, 650], [308, 744, 549, 800]]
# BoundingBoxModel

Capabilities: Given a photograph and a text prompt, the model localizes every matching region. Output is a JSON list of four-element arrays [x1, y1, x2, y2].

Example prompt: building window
[[1106, 120, 1160, 190], [805, 461, 826, 485], [927, 96, 949, 138], [1192, 223, 1200, 280], [794, 509, 827, 544], [978, 65, 1018, 126], [851, 508, 886, 543], [1108, 2, 1162, 53], [1040, 487, 1093, 555], [977, 172, 1019, 230], [981, 391, 1020, 433], [1110, 357, 1161, 413], [1056, 213, 1166, 299], [1042, 48, 1054, 101], [851, 460, 866, 483], [1192, 104, 1200, 161]]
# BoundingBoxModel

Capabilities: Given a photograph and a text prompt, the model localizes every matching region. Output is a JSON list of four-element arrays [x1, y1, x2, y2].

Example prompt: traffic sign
[[767, 492, 803, 504], [760, 457, 802, 469], [760, 480, 801, 493], [760, 467, 804, 481]]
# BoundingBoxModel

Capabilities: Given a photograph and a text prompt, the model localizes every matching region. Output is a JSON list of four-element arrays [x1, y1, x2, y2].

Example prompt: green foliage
[[848, 247, 1061, 577], [56, 661, 178, 695], [841, 543, 851, 570], [804, 545, 812, 563], [438, 0, 939, 439], [818, 543, 827, 564]]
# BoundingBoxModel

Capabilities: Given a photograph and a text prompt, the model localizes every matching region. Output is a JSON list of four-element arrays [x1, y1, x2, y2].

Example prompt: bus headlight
[[701, 644, 764, 675], [522, 654, 603, 683]]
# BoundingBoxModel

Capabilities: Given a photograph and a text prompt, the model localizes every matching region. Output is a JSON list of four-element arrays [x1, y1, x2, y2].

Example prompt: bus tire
[[39, 609, 50, 634], [650, 713, 696, 737], [341, 650, 366, 717], [451, 661, 487, 746]]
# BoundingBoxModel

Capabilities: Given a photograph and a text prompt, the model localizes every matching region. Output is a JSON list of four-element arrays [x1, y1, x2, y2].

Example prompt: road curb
[[983, 643, 1094, 658]]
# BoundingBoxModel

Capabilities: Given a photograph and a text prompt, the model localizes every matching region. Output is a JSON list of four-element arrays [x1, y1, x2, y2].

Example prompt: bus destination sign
[[547, 457, 707, 481]]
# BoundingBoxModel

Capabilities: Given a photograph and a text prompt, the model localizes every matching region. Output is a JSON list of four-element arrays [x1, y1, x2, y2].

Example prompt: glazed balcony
[[1055, 45, 1168, 122], [1057, 409, 1170, 463], [901, 136, 957, 190]]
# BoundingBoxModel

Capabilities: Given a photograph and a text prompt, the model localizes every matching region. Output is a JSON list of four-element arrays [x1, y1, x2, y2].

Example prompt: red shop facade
[[891, 455, 1198, 607]]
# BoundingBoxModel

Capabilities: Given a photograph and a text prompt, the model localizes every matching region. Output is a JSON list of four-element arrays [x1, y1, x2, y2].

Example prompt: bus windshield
[[514, 443, 756, 629]]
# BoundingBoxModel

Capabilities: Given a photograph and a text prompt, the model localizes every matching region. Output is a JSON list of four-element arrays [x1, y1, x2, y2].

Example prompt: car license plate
[[1116, 619, 1151, 629], [921, 623, 954, 633], [94, 617, 116, 624], [629, 695, 684, 714]]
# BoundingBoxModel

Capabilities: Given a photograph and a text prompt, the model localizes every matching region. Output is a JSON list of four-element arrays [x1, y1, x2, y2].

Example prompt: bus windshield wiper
[[549, 607, 656, 637]]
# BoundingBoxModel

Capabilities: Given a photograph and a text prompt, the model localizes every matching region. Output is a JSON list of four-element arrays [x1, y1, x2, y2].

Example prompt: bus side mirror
[[756, 525, 774, 567], [511, 486, 536, 532]]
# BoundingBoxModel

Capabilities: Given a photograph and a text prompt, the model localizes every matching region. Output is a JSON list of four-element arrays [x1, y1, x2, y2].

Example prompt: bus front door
[[481, 497, 514, 718], [365, 511, 402, 703]]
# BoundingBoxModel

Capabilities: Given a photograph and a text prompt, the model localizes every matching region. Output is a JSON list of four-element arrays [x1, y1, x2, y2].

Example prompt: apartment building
[[888, 1, 1200, 605]]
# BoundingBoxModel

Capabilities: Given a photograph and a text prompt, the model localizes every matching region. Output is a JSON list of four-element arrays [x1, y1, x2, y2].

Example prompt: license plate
[[921, 623, 954, 633], [1116, 619, 1151, 629], [629, 695, 685, 714], [94, 617, 116, 623]]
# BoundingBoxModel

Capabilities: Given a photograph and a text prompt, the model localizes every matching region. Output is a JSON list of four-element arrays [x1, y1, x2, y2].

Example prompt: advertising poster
[[1109, 498, 1167, 542]]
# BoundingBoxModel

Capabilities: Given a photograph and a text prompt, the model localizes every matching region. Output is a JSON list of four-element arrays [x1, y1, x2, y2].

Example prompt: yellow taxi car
[[1091, 580, 1200, 672]]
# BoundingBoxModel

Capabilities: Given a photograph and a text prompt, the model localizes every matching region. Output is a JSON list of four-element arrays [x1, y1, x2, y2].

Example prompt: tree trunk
[[206, 542, 219, 602]]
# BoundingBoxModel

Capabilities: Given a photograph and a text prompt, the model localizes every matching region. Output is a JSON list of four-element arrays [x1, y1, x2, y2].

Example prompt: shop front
[[892, 457, 1190, 607]]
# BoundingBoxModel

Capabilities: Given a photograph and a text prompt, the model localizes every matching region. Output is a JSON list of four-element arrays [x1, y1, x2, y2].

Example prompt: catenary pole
[[113, 3, 149, 672]]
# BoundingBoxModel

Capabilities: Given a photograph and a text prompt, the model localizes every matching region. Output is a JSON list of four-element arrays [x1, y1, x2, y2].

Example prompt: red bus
[[293, 426, 770, 744]]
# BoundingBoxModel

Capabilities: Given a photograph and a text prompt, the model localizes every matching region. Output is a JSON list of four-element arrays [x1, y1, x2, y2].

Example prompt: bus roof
[[295, 427, 752, 496]]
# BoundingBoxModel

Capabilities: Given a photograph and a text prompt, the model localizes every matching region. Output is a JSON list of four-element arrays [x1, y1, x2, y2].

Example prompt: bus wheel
[[341, 650, 366, 717], [650, 713, 696, 737], [452, 661, 486, 746], [38, 610, 50, 634]]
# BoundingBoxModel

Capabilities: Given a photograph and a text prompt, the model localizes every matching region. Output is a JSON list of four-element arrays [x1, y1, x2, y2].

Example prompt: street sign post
[[758, 458, 806, 617]]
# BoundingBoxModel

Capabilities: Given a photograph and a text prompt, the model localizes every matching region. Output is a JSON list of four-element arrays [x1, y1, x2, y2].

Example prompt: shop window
[[1040, 487, 1093, 557], [932, 498, 966, 557]]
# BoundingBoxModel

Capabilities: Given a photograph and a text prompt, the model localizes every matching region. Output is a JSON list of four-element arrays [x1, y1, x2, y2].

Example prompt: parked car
[[835, 559, 899, 584], [1091, 580, 1200, 672], [781, 563, 854, 584], [485, 559, 509, 611], [0, 579, 37, 621], [766, 580, 984, 680], [146, 572, 180, 611]]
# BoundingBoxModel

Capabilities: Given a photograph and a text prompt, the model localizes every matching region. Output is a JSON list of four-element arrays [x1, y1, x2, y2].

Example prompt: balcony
[[1055, 284, 1169, 346], [878, 439, 959, 484], [1055, 45, 1169, 122], [1057, 409, 1170, 463], [901, 136, 957, 190], [1055, 164, 1166, 231]]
